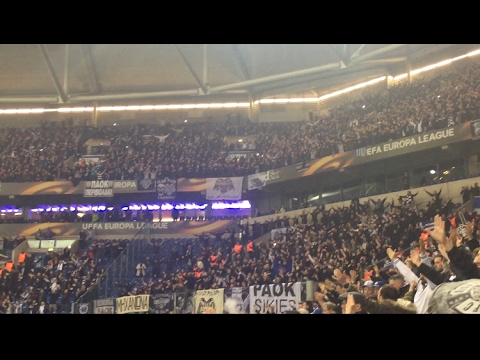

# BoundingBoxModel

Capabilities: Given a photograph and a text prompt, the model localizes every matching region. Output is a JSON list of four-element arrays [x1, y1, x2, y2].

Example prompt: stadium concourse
[[2, 50, 480, 313]]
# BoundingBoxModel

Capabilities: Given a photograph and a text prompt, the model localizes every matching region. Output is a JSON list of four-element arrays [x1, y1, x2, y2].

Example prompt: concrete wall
[[241, 176, 480, 230]]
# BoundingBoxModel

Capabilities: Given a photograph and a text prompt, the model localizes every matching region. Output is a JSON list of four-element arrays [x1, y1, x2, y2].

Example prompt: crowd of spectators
[[0, 238, 125, 314], [0, 119, 80, 182], [2, 180, 480, 313], [2, 60, 480, 183], [109, 178, 480, 314]]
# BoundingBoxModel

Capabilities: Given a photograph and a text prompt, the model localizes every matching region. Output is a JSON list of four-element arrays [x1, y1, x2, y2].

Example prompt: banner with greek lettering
[[194, 288, 224, 313], [149, 293, 174, 314], [249, 282, 301, 314], [247, 172, 267, 190], [116, 295, 150, 314], [73, 302, 93, 314], [224, 287, 249, 314], [94, 298, 115, 314], [156, 177, 177, 200], [206, 177, 243, 200], [84, 180, 114, 197]]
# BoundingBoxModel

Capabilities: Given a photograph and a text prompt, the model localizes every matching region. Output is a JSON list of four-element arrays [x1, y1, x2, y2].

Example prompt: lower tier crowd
[[2, 182, 480, 313]]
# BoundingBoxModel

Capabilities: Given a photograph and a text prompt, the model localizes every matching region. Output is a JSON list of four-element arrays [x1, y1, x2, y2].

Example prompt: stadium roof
[[0, 44, 478, 107]]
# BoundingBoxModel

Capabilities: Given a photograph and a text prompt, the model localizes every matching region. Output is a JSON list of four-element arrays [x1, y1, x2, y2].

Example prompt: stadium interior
[[1, 44, 480, 314]]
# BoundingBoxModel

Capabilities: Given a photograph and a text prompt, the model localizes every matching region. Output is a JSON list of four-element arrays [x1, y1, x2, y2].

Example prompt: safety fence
[[75, 223, 150, 304], [72, 281, 312, 314]]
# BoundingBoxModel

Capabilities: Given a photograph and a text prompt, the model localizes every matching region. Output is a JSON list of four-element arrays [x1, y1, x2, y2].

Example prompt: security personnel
[[247, 240, 254, 259], [5, 260, 14, 272], [233, 242, 243, 254]]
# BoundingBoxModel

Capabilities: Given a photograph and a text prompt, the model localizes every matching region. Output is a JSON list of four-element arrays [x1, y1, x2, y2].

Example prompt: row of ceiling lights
[[1, 48, 479, 115]]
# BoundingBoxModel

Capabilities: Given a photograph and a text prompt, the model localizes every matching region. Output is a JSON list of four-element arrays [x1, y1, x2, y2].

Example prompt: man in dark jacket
[[426, 215, 480, 281], [410, 253, 454, 286]]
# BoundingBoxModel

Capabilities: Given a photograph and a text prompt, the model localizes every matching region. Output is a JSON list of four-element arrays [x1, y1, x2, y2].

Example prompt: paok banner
[[137, 178, 156, 191], [94, 298, 115, 314], [206, 177, 243, 200], [84, 180, 114, 197], [247, 172, 267, 190], [149, 293, 174, 314], [116, 295, 150, 314], [249, 282, 301, 314], [174, 290, 195, 314], [73, 302, 94, 314], [194, 288, 224, 313], [156, 177, 177, 200]]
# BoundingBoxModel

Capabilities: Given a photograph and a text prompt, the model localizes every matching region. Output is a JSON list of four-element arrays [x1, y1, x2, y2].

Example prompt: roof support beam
[[350, 44, 408, 64], [203, 44, 208, 86], [80, 44, 100, 95], [350, 44, 366, 60], [328, 44, 349, 67], [173, 44, 207, 95], [68, 89, 201, 103], [37, 44, 68, 104], [0, 96, 59, 104], [231, 44, 251, 81], [63, 44, 70, 95], [208, 62, 341, 94]]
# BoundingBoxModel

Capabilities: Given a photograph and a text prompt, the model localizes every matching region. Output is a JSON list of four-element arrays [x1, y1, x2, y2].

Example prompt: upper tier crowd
[[1, 60, 480, 183]]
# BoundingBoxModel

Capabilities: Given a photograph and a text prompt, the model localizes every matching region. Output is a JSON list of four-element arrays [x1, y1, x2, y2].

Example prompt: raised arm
[[424, 189, 433, 197]]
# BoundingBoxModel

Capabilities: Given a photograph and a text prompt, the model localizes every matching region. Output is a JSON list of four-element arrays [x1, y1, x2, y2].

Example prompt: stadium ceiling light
[[393, 48, 480, 82], [0, 48, 479, 115]]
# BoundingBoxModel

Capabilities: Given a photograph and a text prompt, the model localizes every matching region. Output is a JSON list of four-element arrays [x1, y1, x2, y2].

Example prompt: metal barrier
[[75, 222, 150, 303]]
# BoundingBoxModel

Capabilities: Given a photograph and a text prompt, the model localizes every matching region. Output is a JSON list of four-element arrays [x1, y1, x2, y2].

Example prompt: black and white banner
[[137, 178, 155, 191], [224, 287, 249, 314], [94, 298, 115, 314], [156, 177, 177, 200], [84, 180, 114, 197], [174, 290, 195, 314], [249, 282, 301, 314], [73, 302, 93, 314], [472, 119, 480, 140], [295, 160, 310, 173], [195, 288, 224, 314], [206, 177, 243, 200], [116, 295, 150, 314], [247, 172, 267, 190], [149, 293, 174, 314]]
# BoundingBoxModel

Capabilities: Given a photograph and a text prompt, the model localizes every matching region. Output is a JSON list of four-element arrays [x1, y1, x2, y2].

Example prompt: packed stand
[[3, 61, 480, 183], [0, 118, 81, 182], [121, 183, 480, 314], [75, 60, 480, 181], [0, 238, 126, 314], [116, 229, 239, 297], [247, 187, 480, 313]]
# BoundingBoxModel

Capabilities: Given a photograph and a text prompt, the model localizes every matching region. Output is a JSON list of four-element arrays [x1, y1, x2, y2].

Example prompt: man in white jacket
[[386, 246, 434, 314]]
